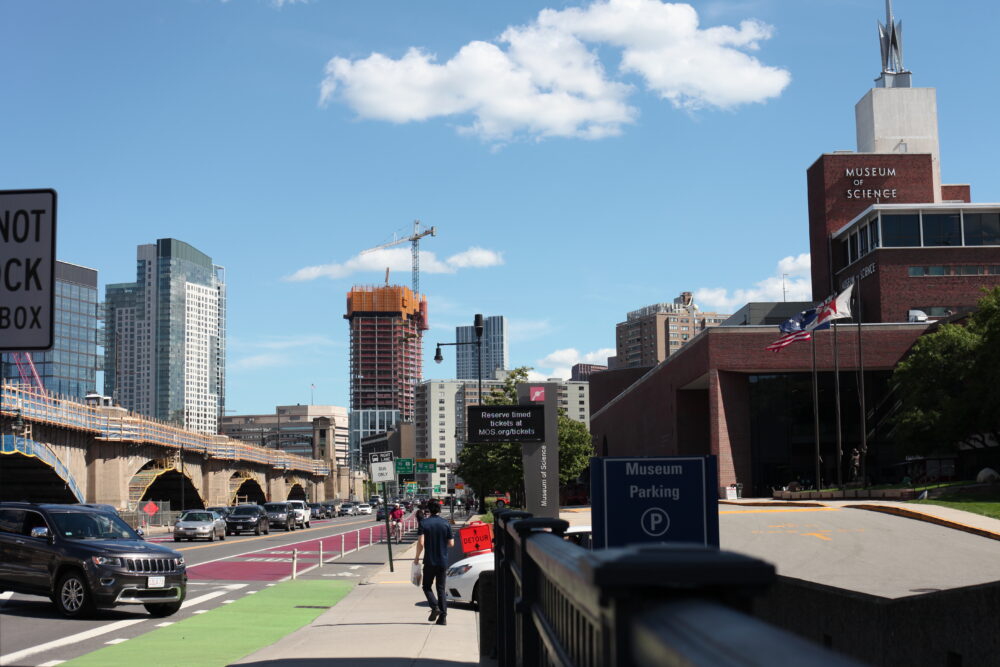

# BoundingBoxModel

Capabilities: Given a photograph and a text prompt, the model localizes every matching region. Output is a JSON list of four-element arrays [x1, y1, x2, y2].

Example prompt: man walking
[[413, 499, 454, 625]]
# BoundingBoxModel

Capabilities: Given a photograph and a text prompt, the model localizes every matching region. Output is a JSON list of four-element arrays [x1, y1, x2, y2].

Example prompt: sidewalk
[[231, 524, 481, 667]]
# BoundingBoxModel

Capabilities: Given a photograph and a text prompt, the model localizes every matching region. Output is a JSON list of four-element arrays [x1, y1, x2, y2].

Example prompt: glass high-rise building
[[456, 315, 507, 380], [104, 239, 226, 433], [2, 261, 100, 399]]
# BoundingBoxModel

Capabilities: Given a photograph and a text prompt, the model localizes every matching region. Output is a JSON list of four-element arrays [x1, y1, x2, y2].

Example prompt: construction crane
[[360, 220, 436, 295]]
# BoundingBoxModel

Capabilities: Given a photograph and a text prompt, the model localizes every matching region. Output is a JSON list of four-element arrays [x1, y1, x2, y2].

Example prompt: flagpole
[[856, 283, 868, 486], [834, 321, 843, 488], [811, 333, 821, 491]]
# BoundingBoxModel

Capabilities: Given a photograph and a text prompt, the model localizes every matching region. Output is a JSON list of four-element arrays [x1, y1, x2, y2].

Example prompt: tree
[[455, 367, 595, 507], [892, 287, 1000, 455]]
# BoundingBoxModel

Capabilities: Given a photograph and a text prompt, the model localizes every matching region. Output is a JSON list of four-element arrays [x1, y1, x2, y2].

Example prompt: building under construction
[[344, 285, 427, 462]]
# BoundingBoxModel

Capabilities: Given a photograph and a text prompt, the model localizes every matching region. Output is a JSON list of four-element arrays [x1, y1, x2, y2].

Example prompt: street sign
[[1, 189, 57, 351], [467, 405, 545, 443], [371, 461, 394, 483], [416, 458, 437, 473], [433, 485, 442, 494], [405, 481, 418, 493], [395, 458, 414, 475], [458, 522, 493, 555], [455, 482, 465, 490], [369, 451, 393, 464], [590, 456, 719, 549], [142, 500, 159, 516]]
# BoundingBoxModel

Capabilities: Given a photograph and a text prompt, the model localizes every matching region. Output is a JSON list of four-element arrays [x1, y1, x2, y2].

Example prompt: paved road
[[0, 514, 404, 667], [719, 505, 1000, 597]]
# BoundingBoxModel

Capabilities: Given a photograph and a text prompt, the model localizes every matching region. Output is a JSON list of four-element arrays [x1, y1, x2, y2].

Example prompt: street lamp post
[[433, 314, 484, 499]]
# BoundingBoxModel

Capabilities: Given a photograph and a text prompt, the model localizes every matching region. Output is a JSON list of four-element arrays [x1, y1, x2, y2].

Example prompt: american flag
[[765, 330, 811, 352]]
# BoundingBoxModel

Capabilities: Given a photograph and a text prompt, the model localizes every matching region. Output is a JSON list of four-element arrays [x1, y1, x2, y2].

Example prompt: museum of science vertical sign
[[591, 456, 719, 549]]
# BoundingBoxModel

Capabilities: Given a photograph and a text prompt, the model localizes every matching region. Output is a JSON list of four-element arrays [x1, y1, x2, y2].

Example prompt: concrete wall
[[753, 575, 1000, 666]]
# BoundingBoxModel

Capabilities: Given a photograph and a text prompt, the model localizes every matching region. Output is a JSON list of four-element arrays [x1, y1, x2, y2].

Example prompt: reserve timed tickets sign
[[1, 189, 56, 351], [467, 405, 545, 443]]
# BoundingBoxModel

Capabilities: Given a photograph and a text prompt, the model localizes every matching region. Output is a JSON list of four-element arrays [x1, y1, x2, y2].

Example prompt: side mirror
[[30, 526, 50, 540]]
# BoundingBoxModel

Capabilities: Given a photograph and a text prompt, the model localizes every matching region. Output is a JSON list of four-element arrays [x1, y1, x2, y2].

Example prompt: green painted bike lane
[[64, 580, 353, 667]]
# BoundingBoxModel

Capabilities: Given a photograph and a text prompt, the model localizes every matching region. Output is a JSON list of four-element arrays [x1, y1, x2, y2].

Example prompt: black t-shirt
[[418, 515, 451, 568]]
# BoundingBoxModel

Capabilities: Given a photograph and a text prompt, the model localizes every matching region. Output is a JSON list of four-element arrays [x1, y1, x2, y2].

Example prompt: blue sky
[[4, 0, 999, 415]]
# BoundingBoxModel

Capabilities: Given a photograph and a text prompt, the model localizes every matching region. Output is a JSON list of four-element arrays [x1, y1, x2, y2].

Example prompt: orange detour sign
[[459, 521, 493, 555]]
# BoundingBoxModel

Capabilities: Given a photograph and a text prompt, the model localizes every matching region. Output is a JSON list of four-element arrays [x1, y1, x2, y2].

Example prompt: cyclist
[[390, 503, 405, 543]]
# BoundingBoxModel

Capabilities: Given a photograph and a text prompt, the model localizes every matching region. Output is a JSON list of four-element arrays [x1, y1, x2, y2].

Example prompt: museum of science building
[[590, 17, 1000, 497]]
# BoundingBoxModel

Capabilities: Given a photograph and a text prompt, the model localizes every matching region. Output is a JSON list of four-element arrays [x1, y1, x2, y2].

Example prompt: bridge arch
[[129, 458, 203, 510], [1, 435, 83, 503], [230, 470, 266, 505], [286, 482, 307, 501]]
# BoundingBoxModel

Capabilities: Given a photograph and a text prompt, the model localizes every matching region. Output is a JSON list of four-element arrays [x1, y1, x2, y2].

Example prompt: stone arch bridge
[[1, 384, 330, 509]]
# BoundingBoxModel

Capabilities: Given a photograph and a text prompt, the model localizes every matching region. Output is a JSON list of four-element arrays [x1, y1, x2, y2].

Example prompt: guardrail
[[491, 510, 861, 667], [1, 383, 329, 476]]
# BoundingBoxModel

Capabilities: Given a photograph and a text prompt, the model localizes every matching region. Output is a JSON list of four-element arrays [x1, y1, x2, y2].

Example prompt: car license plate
[[148, 576, 165, 588]]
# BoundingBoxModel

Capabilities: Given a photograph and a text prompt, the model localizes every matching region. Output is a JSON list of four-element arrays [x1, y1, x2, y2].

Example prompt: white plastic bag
[[410, 560, 422, 587]]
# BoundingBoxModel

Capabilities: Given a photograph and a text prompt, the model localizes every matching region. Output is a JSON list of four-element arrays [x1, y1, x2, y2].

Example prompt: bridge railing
[[492, 510, 860, 667], [2, 383, 330, 476]]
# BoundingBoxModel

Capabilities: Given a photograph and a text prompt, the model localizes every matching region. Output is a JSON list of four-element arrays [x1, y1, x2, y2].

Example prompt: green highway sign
[[395, 458, 414, 475], [416, 458, 437, 473], [433, 485, 442, 493]]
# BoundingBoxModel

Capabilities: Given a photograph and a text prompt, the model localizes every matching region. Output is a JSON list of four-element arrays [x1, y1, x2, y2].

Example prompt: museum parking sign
[[0, 189, 56, 350], [591, 456, 719, 549]]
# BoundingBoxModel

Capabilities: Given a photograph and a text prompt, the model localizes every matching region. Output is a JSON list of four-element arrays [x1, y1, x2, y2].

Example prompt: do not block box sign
[[590, 456, 719, 549], [1, 189, 57, 351]]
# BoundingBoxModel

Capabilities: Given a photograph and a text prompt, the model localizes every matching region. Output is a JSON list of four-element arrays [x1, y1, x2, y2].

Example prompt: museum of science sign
[[590, 456, 719, 549]]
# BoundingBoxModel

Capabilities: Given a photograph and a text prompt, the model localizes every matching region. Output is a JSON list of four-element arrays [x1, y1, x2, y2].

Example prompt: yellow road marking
[[720, 507, 840, 514], [801, 532, 833, 541]]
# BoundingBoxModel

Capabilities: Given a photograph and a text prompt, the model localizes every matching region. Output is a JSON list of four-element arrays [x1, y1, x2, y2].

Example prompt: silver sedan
[[174, 510, 226, 542]]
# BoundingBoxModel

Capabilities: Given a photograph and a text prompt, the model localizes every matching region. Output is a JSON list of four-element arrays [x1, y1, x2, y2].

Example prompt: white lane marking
[[155, 622, 174, 627], [192, 610, 209, 614], [245, 590, 257, 594], [348, 565, 361, 570], [105, 638, 128, 645], [180, 590, 228, 609], [222, 600, 235, 604], [0, 619, 145, 666], [222, 583, 248, 591], [265, 583, 276, 587], [185, 523, 367, 569], [37, 662, 65, 667]]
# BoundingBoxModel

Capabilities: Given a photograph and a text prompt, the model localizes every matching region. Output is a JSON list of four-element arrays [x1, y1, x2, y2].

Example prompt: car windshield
[[51, 511, 138, 540], [264, 504, 286, 512], [230, 507, 257, 516], [180, 511, 214, 522]]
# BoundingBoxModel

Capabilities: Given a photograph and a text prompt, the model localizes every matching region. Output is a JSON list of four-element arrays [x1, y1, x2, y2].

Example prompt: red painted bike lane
[[187, 523, 395, 581]]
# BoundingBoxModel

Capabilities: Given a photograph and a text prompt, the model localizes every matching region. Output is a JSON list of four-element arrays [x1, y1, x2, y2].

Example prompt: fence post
[[292, 548, 298, 580], [319, 540, 324, 568], [340, 533, 344, 560], [511, 517, 569, 667], [494, 510, 532, 667]]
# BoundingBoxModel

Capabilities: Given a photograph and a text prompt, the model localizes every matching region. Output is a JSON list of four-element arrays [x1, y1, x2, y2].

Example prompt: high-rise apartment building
[[345, 285, 427, 461], [104, 239, 226, 433], [615, 292, 730, 368], [455, 315, 507, 380], [571, 364, 607, 381], [220, 404, 349, 463], [2, 261, 100, 399]]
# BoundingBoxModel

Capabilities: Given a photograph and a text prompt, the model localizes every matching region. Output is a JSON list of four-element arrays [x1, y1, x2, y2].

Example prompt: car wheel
[[219, 529, 225, 541], [144, 600, 183, 617], [173, 536, 180, 542], [305, 521, 310, 529], [208, 532, 215, 542], [54, 570, 94, 618], [265, 525, 270, 535], [286, 523, 292, 531], [254, 525, 261, 536]]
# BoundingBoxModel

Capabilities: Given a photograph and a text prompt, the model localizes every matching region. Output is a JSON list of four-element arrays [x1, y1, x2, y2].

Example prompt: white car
[[446, 525, 591, 607], [356, 503, 373, 515]]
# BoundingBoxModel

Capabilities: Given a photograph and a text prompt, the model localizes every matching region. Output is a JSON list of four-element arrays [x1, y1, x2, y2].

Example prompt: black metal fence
[[492, 510, 860, 667]]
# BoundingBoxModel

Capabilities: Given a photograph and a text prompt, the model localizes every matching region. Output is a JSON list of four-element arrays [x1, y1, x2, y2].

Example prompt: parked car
[[173, 510, 226, 542], [446, 526, 592, 607], [321, 500, 340, 516], [356, 503, 373, 515], [206, 506, 231, 518], [286, 500, 311, 529], [263, 502, 297, 531], [308, 503, 328, 520], [225, 504, 270, 536], [375, 506, 387, 521], [0, 502, 186, 618], [338, 502, 356, 516]]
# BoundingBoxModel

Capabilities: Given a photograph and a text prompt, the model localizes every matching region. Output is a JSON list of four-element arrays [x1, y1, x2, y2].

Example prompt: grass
[[910, 486, 1000, 521], [64, 579, 353, 667]]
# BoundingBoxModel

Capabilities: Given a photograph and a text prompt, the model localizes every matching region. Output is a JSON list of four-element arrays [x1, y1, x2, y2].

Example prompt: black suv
[[263, 502, 296, 531], [225, 504, 270, 536], [0, 502, 186, 618]]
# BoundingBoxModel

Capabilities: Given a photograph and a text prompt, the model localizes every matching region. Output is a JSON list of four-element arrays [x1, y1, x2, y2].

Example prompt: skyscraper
[[104, 239, 226, 433], [455, 314, 507, 380], [344, 284, 426, 460], [1, 261, 100, 399]]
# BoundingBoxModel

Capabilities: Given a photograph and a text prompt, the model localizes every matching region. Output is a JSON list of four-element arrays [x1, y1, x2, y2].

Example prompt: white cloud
[[284, 246, 504, 282], [319, 0, 790, 142], [694, 253, 812, 311], [507, 318, 554, 343], [535, 346, 615, 380]]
